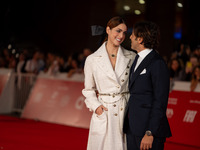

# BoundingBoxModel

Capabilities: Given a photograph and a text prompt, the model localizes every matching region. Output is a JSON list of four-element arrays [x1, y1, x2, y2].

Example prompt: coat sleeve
[[148, 59, 170, 135], [82, 56, 102, 112]]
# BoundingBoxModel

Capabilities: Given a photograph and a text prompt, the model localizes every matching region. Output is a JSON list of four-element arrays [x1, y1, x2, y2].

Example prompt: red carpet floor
[[1, 115, 199, 150], [0, 115, 88, 150], [165, 142, 200, 150]]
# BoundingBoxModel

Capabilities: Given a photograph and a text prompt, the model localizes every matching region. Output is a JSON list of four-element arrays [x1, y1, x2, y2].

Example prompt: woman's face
[[171, 60, 179, 71], [194, 67, 200, 77], [106, 23, 127, 47]]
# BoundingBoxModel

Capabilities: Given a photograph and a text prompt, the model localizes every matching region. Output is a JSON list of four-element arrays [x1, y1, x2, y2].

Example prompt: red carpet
[[0, 115, 88, 150], [1, 115, 199, 150], [165, 142, 200, 150]]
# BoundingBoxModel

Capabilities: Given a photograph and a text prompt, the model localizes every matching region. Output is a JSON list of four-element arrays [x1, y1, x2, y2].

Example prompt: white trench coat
[[82, 42, 135, 150]]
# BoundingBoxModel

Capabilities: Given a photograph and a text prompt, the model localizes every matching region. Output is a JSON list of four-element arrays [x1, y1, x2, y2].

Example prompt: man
[[123, 21, 172, 150]]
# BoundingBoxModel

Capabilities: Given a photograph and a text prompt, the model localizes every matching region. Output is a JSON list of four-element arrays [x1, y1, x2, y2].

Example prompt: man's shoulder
[[150, 50, 165, 62]]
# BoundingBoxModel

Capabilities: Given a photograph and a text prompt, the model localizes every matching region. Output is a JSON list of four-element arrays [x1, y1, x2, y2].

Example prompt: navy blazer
[[124, 50, 172, 138]]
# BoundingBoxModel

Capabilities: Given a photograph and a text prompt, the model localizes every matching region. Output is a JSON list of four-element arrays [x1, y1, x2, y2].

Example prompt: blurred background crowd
[[0, 41, 200, 91], [0, 46, 92, 78]]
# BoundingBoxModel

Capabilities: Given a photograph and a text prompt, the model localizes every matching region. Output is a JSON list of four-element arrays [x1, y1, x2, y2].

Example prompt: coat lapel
[[115, 46, 130, 79], [94, 43, 118, 82], [129, 50, 156, 89]]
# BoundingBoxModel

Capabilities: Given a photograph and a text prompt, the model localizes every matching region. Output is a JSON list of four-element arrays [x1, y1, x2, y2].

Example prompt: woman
[[82, 16, 136, 150], [190, 66, 200, 91], [168, 58, 183, 81]]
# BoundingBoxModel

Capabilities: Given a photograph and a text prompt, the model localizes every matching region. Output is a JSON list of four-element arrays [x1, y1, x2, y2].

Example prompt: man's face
[[130, 31, 139, 51]]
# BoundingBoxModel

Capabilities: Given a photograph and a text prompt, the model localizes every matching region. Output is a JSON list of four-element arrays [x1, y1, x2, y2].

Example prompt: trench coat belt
[[97, 91, 129, 104], [98, 91, 129, 97]]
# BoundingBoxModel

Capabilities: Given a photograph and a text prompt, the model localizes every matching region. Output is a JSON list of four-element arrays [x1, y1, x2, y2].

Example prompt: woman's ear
[[106, 26, 110, 35]]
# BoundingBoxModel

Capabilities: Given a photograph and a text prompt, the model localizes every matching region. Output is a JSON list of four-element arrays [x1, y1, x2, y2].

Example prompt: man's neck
[[136, 47, 146, 53]]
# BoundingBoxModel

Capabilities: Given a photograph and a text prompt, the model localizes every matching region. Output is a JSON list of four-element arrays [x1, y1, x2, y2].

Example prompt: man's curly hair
[[133, 21, 160, 50]]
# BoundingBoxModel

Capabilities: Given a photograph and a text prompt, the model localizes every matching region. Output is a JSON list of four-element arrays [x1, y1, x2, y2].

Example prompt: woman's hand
[[95, 105, 108, 115]]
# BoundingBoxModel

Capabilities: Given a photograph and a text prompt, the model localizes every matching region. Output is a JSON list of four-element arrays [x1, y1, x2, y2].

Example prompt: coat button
[[121, 108, 123, 111], [125, 72, 128, 75], [112, 95, 115, 98], [127, 66, 130, 68], [113, 104, 116, 107], [121, 79, 124, 82], [114, 113, 118, 116]]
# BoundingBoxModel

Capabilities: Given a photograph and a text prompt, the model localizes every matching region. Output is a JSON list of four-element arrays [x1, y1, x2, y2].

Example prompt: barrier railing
[[12, 73, 37, 112]]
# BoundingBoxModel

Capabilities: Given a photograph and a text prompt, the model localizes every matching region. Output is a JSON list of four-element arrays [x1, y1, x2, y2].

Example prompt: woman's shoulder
[[85, 49, 100, 62], [85, 53, 94, 62], [88, 43, 105, 58], [122, 47, 137, 58]]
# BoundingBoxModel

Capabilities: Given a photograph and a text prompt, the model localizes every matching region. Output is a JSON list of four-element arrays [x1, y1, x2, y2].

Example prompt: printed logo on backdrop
[[166, 108, 174, 118], [183, 110, 197, 123], [45, 91, 70, 108], [32, 84, 48, 103], [46, 91, 59, 107], [59, 95, 70, 107], [189, 100, 200, 104], [75, 96, 85, 110], [33, 92, 43, 103], [168, 97, 178, 105]]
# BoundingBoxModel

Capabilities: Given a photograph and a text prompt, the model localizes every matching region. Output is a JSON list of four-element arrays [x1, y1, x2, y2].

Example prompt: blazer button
[[121, 79, 124, 82], [114, 113, 118, 116], [112, 95, 115, 98], [113, 104, 116, 107], [125, 72, 128, 75], [127, 66, 130, 68], [121, 108, 123, 111]]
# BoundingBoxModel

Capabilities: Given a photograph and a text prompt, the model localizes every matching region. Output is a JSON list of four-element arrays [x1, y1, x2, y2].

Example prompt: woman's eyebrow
[[116, 28, 127, 32]]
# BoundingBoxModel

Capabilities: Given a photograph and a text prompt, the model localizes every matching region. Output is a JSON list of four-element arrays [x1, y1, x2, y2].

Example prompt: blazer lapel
[[129, 50, 156, 89], [115, 46, 130, 79], [94, 43, 118, 82]]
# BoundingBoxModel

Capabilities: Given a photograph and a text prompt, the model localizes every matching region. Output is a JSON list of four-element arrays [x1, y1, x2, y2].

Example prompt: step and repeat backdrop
[[167, 90, 200, 148], [21, 74, 91, 128]]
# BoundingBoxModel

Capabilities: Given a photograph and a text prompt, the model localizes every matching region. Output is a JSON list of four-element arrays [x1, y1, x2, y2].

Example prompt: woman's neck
[[106, 42, 119, 56]]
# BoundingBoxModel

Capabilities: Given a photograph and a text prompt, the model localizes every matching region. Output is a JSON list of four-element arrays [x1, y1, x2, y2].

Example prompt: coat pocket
[[90, 111, 107, 135]]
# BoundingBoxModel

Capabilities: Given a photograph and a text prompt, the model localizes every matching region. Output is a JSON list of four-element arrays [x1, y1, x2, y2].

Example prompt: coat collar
[[94, 42, 131, 83], [129, 50, 156, 89]]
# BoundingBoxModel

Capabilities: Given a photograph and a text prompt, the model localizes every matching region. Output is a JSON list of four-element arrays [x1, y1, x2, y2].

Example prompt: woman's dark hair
[[133, 21, 160, 50], [168, 58, 182, 78], [192, 66, 200, 80]]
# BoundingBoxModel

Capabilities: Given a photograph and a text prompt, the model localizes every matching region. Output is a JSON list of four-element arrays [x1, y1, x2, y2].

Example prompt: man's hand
[[95, 105, 108, 115], [140, 134, 154, 150]]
